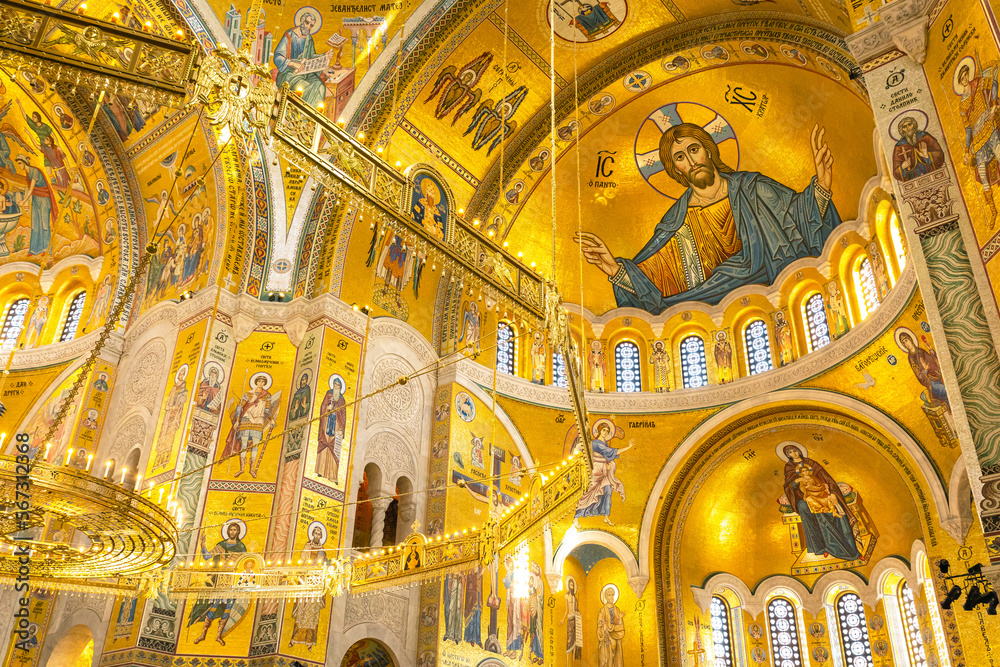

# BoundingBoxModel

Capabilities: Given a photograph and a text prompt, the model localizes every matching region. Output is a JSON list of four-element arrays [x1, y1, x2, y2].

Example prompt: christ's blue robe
[[612, 172, 840, 313]]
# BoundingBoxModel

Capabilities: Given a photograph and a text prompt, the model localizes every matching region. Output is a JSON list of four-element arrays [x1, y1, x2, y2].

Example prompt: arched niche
[[651, 401, 948, 664], [42, 624, 94, 667], [340, 637, 398, 666]]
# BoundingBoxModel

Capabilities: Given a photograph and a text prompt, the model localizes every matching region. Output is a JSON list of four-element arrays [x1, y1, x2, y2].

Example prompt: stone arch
[[38, 601, 106, 667], [549, 529, 643, 596], [42, 624, 94, 667], [649, 395, 948, 663], [104, 412, 147, 479], [946, 460, 974, 543], [640, 389, 954, 588], [362, 428, 418, 489], [123, 447, 141, 491], [338, 634, 401, 667]]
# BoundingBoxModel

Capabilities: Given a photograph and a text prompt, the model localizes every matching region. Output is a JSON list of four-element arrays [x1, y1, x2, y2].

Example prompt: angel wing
[[189, 52, 228, 105], [452, 88, 481, 127], [487, 119, 515, 155], [0, 122, 35, 154], [425, 65, 458, 103], [157, 228, 177, 246], [265, 390, 283, 423], [247, 77, 276, 129]]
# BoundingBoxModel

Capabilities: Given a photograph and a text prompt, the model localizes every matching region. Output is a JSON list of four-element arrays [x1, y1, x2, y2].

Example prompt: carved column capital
[[891, 15, 929, 64], [845, 0, 933, 66], [283, 315, 310, 347], [370, 496, 393, 512], [232, 312, 257, 343]]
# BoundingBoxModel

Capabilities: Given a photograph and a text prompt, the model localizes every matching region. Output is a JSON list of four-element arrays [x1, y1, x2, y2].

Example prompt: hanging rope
[[549, 0, 557, 283]]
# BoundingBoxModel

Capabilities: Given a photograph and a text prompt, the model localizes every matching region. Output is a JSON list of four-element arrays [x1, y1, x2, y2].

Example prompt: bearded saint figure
[[576, 123, 838, 313]]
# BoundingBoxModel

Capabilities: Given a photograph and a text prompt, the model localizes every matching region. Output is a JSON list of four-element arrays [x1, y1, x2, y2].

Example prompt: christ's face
[[670, 136, 717, 189]]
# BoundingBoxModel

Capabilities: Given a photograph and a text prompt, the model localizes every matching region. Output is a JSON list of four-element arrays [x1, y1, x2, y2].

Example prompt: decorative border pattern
[[486, 11, 568, 88], [62, 88, 142, 328], [457, 267, 916, 412], [301, 477, 347, 502], [399, 119, 481, 188], [206, 480, 277, 493]]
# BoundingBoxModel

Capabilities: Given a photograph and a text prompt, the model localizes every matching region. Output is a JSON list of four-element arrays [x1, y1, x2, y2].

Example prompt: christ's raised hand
[[811, 124, 834, 192], [574, 231, 619, 277]]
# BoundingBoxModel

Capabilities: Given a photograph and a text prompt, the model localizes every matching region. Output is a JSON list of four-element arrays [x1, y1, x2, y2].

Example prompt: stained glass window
[[59, 292, 87, 342], [837, 592, 874, 667], [890, 211, 907, 272], [0, 298, 30, 350], [552, 352, 568, 388], [614, 340, 641, 392], [899, 582, 928, 667], [496, 322, 515, 375], [803, 292, 832, 353], [680, 335, 708, 388], [710, 595, 734, 667], [767, 597, 803, 667], [744, 319, 773, 375], [855, 257, 880, 319]]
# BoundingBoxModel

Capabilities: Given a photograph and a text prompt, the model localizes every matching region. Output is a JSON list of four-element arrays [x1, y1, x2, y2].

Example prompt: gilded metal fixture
[[0, 456, 177, 582], [270, 87, 553, 324], [0, 0, 197, 107]]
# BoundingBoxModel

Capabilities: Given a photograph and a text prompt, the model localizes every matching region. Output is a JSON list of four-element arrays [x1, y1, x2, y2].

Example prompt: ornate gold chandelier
[[0, 454, 177, 594]]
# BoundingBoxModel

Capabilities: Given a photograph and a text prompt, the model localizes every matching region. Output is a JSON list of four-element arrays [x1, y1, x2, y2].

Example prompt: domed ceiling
[[0, 0, 873, 321], [0, 76, 117, 265], [174, 0, 869, 314]]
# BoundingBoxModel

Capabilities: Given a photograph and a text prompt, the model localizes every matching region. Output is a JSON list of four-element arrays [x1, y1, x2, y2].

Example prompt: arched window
[[59, 291, 87, 342], [0, 298, 30, 350], [836, 592, 874, 667], [899, 582, 928, 667], [552, 351, 568, 388], [743, 319, 773, 375], [710, 595, 734, 667], [890, 211, 907, 272], [854, 257, 881, 319], [680, 335, 708, 388], [614, 340, 641, 392], [920, 557, 952, 667], [802, 292, 832, 353], [767, 597, 803, 667], [496, 322, 515, 375]]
